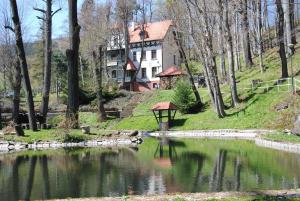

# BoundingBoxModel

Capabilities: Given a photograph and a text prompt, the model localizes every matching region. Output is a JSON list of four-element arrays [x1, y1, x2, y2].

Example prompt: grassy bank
[[112, 45, 300, 131], [261, 133, 300, 144]]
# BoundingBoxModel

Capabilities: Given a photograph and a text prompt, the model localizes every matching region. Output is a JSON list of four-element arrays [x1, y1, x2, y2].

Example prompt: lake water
[[1, 138, 300, 201]]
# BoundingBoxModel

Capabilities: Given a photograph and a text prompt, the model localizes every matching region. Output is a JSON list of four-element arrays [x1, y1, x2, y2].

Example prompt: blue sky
[[0, 0, 86, 41]]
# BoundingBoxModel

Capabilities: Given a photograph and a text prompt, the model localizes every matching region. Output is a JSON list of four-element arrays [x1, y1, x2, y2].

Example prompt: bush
[[172, 79, 200, 114]]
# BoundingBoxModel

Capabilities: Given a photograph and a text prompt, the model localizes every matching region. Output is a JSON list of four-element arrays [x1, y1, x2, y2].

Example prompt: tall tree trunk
[[217, 14, 227, 82], [240, 0, 253, 68], [92, 46, 107, 122], [173, 29, 202, 104], [12, 59, 23, 136], [66, 0, 80, 128], [290, 0, 297, 44], [234, 12, 241, 71], [282, 0, 295, 55], [40, 0, 53, 124], [276, 0, 289, 78], [257, 0, 265, 73], [121, 19, 129, 89], [9, 0, 37, 131], [223, 0, 239, 107]]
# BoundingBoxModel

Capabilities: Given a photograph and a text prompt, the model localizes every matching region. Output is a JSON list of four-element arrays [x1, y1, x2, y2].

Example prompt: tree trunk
[[66, 0, 80, 128], [40, 0, 53, 124], [121, 19, 129, 89], [257, 0, 265, 73], [217, 13, 227, 82], [282, 0, 295, 55], [223, 0, 239, 107], [92, 46, 107, 122], [12, 59, 23, 136], [9, 0, 37, 131], [290, 0, 297, 44], [240, 0, 253, 68], [173, 30, 202, 105], [276, 0, 289, 78]]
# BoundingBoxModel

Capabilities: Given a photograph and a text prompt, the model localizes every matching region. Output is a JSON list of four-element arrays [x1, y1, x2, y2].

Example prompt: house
[[106, 20, 181, 92]]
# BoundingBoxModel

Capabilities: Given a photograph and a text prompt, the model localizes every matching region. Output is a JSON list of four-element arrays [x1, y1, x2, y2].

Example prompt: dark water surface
[[1, 138, 300, 201]]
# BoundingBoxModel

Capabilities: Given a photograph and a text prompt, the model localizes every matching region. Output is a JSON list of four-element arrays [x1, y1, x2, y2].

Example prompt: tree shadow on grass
[[227, 97, 259, 117], [171, 118, 187, 127]]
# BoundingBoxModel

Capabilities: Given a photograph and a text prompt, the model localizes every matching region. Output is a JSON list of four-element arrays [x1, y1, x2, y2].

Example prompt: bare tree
[[34, 0, 61, 125], [221, 0, 239, 106], [256, 0, 265, 73], [66, 0, 81, 128], [239, 0, 253, 68], [282, 0, 295, 55], [7, 0, 37, 131], [276, 0, 289, 78]]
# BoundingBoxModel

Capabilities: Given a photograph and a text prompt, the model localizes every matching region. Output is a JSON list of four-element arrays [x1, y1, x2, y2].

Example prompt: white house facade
[[107, 20, 180, 92]]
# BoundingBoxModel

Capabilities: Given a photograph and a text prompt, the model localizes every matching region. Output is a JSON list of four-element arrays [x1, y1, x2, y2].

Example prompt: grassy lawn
[[261, 133, 300, 144], [171, 196, 300, 201], [0, 128, 110, 143], [113, 45, 300, 131]]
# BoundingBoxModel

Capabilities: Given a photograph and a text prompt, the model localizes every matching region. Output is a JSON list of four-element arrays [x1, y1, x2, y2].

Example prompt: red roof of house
[[152, 102, 177, 111], [126, 59, 136, 71], [156, 66, 185, 77], [129, 20, 173, 43]]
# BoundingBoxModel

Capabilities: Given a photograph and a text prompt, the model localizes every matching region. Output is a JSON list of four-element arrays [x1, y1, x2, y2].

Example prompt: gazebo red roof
[[126, 59, 136, 71], [152, 102, 177, 111], [156, 66, 185, 77]]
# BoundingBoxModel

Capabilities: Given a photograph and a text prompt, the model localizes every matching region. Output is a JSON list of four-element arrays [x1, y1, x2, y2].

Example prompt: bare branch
[[4, 25, 15, 33], [33, 7, 46, 13], [36, 16, 45, 21], [51, 8, 62, 17]]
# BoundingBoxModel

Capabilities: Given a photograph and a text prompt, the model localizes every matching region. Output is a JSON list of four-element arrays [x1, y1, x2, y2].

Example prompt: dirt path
[[47, 189, 300, 201]]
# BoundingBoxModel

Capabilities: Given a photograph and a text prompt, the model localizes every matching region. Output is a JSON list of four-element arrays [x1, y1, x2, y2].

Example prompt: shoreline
[[46, 188, 300, 201]]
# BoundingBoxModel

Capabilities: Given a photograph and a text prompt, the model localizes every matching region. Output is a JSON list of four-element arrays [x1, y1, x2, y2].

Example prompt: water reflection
[[0, 138, 300, 200]]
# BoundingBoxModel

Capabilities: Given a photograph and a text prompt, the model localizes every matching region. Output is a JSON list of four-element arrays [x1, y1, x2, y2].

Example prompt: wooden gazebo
[[152, 102, 177, 130]]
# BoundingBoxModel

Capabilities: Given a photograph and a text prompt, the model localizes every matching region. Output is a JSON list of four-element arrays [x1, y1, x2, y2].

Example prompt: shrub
[[172, 79, 200, 114]]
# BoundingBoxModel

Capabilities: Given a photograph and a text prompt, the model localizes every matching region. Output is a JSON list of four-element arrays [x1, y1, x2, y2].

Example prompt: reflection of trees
[[12, 156, 24, 201], [24, 156, 37, 201], [209, 150, 227, 192], [234, 157, 242, 191], [40, 155, 50, 199]]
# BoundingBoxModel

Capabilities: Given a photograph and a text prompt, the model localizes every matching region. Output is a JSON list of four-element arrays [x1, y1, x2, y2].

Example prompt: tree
[[282, 0, 295, 55], [256, 0, 265, 73], [66, 0, 81, 128], [7, 0, 37, 131], [92, 47, 107, 122], [276, 0, 288, 78], [34, 0, 61, 125], [221, 0, 239, 106], [239, 0, 253, 68]]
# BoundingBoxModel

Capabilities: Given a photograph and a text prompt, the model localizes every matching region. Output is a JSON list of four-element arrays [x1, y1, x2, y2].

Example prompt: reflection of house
[[107, 20, 180, 92]]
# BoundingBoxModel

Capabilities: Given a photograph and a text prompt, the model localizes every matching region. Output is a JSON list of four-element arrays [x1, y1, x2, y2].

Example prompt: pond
[[1, 138, 300, 201]]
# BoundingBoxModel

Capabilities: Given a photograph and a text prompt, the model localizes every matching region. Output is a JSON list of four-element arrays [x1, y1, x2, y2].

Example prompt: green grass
[[0, 128, 109, 143], [261, 133, 300, 143], [113, 44, 300, 131], [170, 196, 300, 201]]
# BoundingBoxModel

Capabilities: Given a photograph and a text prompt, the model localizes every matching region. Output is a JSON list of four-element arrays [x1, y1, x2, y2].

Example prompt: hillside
[[110, 45, 300, 131]]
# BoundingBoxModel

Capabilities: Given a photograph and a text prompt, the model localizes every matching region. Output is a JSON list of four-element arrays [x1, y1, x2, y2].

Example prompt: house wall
[[162, 29, 180, 70], [130, 44, 162, 83]]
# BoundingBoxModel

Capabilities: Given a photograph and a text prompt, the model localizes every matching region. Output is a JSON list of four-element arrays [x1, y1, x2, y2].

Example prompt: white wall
[[130, 45, 162, 82]]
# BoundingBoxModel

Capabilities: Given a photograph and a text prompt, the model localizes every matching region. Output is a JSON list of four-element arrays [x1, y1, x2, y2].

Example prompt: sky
[[0, 0, 86, 42]]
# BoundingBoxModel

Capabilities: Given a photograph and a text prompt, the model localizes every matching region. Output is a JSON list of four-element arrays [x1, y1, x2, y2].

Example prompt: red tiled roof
[[156, 66, 185, 77], [129, 20, 173, 43], [126, 59, 136, 71], [152, 102, 177, 111]]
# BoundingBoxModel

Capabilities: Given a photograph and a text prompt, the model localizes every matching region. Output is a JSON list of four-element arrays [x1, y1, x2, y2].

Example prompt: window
[[142, 51, 147, 61], [113, 37, 118, 46], [133, 51, 137, 61], [126, 70, 131, 78], [141, 68, 147, 79], [112, 70, 117, 78], [151, 50, 157, 60], [152, 67, 157, 78], [173, 55, 177, 65], [153, 83, 158, 89]]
